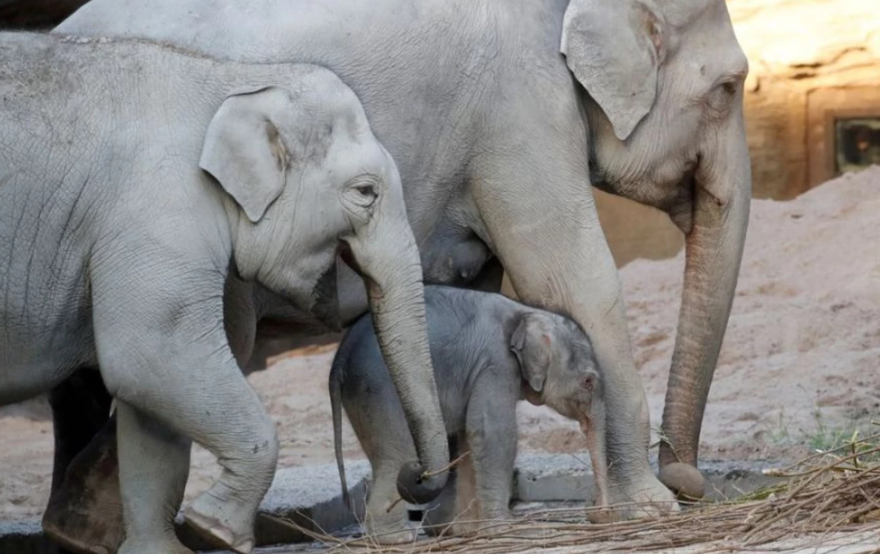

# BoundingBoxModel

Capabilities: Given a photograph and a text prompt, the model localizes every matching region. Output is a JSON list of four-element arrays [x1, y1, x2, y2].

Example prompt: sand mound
[[622, 166, 880, 459]]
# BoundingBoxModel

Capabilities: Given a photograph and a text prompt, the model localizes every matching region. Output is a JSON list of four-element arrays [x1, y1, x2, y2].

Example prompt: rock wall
[[732, 0, 880, 198]]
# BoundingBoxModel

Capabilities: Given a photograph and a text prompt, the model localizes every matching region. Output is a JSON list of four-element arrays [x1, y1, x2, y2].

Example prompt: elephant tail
[[329, 368, 352, 511]]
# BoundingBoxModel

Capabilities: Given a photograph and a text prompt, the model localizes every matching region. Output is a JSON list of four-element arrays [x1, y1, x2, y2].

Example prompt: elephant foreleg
[[116, 402, 193, 554], [470, 119, 677, 519]]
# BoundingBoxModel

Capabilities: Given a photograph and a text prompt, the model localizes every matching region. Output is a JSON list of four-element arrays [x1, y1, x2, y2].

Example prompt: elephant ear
[[510, 313, 555, 393], [200, 85, 292, 223], [560, 0, 665, 141]]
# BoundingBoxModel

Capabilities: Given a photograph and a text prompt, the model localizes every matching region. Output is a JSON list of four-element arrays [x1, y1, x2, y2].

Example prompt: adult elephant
[[44, 0, 751, 548]]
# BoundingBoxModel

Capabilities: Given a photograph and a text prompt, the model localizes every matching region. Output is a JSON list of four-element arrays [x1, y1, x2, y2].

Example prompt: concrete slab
[[513, 453, 787, 503]]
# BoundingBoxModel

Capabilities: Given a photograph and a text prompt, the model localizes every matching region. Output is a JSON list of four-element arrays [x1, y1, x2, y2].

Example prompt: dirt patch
[[2, 168, 880, 520]]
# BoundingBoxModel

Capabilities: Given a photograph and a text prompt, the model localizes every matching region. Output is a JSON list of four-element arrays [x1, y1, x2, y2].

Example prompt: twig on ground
[[268, 434, 880, 553]]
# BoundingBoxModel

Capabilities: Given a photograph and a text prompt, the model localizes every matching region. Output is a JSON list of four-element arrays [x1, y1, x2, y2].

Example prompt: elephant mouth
[[310, 261, 341, 331], [338, 243, 364, 279]]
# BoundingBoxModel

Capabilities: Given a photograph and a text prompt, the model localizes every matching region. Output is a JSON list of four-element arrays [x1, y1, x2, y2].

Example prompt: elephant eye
[[356, 184, 376, 199], [345, 179, 379, 208], [706, 81, 737, 118]]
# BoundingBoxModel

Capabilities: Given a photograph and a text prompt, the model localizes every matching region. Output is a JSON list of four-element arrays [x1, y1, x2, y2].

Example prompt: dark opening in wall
[[835, 118, 880, 174], [807, 87, 880, 188]]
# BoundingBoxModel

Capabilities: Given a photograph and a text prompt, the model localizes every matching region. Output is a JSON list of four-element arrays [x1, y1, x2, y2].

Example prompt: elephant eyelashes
[[345, 180, 379, 208], [355, 184, 377, 202]]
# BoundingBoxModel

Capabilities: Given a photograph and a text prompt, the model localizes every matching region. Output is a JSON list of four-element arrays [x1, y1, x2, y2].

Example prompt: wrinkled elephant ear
[[560, 0, 664, 141], [200, 85, 291, 223], [510, 313, 555, 393]]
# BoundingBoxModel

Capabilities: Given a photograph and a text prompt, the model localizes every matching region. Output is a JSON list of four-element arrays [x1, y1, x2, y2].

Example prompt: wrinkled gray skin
[[48, 0, 752, 539], [0, 32, 449, 554], [331, 286, 609, 543]]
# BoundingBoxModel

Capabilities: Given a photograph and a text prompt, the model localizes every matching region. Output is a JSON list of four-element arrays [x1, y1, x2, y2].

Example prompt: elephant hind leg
[[364, 462, 418, 545], [422, 434, 462, 537], [43, 414, 125, 554], [44, 370, 124, 554], [47, 368, 113, 493], [450, 439, 481, 536]]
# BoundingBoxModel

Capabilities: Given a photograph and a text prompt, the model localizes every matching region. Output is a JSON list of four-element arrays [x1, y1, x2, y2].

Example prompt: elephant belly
[[0, 310, 96, 406], [421, 220, 495, 288]]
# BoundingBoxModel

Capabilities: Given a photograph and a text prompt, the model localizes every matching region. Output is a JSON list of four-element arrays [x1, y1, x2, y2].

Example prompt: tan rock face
[[729, 0, 880, 75], [732, 0, 880, 198]]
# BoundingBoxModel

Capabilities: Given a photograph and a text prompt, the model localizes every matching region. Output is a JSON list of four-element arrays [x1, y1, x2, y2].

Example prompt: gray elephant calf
[[330, 286, 609, 543], [0, 32, 448, 554]]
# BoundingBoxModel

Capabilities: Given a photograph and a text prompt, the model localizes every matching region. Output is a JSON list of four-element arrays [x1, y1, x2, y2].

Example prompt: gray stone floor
[[0, 456, 825, 554]]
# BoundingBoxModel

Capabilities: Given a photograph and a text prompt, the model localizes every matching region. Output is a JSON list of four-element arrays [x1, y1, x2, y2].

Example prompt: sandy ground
[[2, 168, 880, 522]]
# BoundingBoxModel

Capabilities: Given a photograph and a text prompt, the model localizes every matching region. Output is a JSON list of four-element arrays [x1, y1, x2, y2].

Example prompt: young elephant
[[0, 33, 449, 554], [330, 286, 609, 543]]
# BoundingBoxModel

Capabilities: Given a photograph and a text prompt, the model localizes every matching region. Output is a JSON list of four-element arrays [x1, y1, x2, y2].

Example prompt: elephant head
[[511, 312, 609, 513], [199, 73, 449, 502], [561, 0, 751, 498]]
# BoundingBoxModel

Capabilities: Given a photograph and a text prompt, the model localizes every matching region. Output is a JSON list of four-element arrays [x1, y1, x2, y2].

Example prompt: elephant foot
[[183, 491, 255, 554], [42, 425, 124, 554], [604, 472, 679, 521], [422, 521, 451, 538], [364, 510, 418, 545], [421, 502, 456, 538], [422, 518, 474, 539], [659, 462, 706, 501]]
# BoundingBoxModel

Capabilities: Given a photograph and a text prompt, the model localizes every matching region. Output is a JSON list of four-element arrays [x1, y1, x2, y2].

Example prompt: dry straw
[[268, 428, 880, 553]]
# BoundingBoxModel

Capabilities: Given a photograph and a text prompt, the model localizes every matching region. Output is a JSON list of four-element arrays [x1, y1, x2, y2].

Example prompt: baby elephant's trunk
[[580, 401, 610, 522]]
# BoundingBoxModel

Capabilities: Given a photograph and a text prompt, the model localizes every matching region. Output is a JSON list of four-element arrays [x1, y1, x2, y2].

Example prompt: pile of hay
[[273, 429, 880, 553]]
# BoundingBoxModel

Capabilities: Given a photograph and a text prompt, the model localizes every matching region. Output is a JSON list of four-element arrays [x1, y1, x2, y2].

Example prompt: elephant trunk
[[348, 217, 449, 505], [659, 122, 751, 499], [580, 399, 610, 522]]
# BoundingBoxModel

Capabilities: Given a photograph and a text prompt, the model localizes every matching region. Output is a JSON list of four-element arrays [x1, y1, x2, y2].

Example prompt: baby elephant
[[330, 285, 609, 543]]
